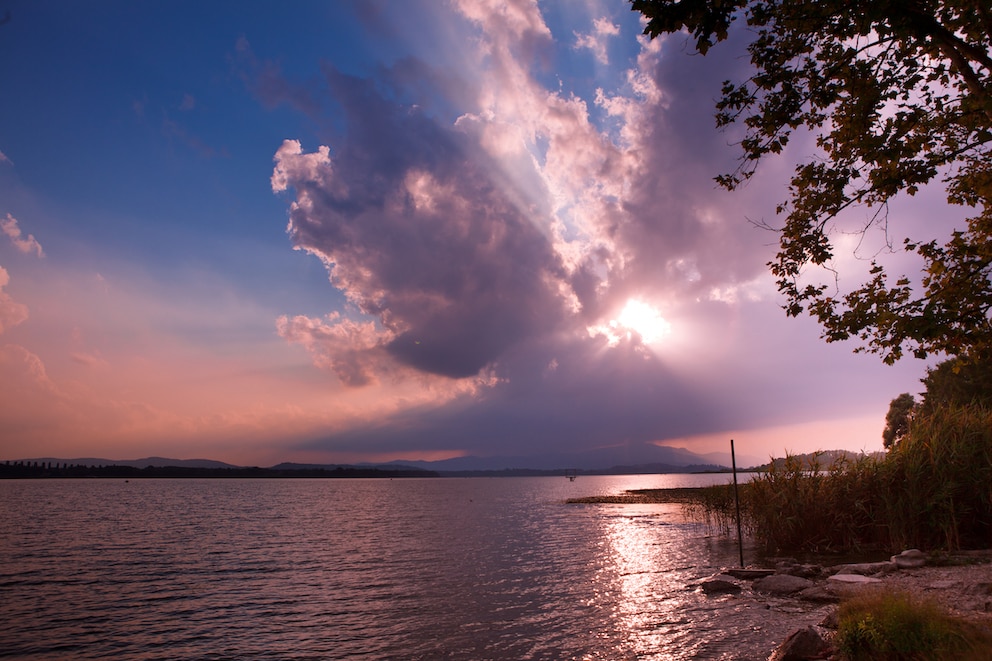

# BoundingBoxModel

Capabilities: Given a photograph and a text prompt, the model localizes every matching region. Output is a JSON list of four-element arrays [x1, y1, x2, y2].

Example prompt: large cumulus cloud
[[272, 68, 570, 380], [266, 0, 927, 460]]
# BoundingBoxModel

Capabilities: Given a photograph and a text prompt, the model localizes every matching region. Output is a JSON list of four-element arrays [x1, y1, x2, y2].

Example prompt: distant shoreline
[[0, 464, 439, 480], [1, 461, 743, 480]]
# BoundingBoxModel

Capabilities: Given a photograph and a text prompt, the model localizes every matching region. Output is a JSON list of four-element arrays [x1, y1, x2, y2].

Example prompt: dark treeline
[[0, 461, 438, 479]]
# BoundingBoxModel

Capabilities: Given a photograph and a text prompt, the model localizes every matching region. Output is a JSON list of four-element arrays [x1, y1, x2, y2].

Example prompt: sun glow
[[591, 299, 672, 347], [617, 300, 671, 343]]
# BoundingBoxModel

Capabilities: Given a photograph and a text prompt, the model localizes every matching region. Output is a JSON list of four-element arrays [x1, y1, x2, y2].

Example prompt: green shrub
[[836, 590, 992, 660]]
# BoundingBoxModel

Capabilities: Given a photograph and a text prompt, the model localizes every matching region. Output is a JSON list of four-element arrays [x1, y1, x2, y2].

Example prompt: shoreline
[[569, 486, 992, 659]]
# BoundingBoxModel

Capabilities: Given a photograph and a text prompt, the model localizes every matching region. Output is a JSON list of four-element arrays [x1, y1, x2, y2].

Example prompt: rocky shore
[[695, 549, 992, 660], [567, 488, 992, 659]]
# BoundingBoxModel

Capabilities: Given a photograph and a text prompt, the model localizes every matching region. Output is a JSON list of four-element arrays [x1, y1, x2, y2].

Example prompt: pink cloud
[[1, 214, 44, 257], [276, 313, 394, 387], [0, 343, 60, 394], [270, 140, 337, 197], [70, 351, 108, 368], [574, 17, 620, 64], [454, 0, 551, 44], [0, 266, 28, 333]]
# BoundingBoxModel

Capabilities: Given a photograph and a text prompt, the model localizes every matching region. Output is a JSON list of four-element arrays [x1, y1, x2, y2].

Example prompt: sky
[[0, 0, 949, 467]]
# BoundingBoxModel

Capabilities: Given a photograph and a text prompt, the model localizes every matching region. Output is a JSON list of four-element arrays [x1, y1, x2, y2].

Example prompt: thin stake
[[731, 438, 744, 568]]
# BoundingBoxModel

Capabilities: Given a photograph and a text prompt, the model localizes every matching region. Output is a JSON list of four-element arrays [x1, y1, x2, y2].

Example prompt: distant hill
[[8, 443, 752, 477], [23, 457, 241, 469], [377, 443, 742, 473], [1, 461, 438, 479]]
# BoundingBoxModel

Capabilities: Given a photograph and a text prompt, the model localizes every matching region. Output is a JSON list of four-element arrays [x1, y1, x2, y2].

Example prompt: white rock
[[832, 561, 897, 575], [891, 549, 927, 569], [828, 573, 882, 584]]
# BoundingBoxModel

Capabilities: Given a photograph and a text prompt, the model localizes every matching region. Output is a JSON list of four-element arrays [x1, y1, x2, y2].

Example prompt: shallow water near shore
[[1, 475, 823, 660]]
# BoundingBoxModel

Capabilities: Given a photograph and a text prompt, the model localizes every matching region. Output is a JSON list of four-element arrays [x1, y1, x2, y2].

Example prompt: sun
[[588, 299, 673, 347], [615, 299, 671, 344]]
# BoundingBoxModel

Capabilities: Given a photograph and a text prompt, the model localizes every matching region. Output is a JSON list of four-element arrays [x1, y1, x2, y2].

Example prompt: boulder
[[767, 625, 832, 661], [771, 558, 800, 571], [830, 561, 896, 576], [784, 563, 823, 579], [891, 549, 927, 569], [700, 578, 742, 594], [724, 568, 776, 580], [753, 574, 815, 595], [827, 573, 881, 585]]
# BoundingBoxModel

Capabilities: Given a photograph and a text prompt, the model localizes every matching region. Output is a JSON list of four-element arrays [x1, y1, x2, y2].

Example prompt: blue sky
[[0, 1, 939, 466]]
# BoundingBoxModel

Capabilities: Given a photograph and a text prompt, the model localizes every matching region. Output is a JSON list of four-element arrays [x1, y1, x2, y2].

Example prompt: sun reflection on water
[[598, 503, 716, 660]]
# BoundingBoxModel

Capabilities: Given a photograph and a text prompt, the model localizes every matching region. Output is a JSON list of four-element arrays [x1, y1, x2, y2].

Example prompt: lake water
[[0, 475, 818, 660]]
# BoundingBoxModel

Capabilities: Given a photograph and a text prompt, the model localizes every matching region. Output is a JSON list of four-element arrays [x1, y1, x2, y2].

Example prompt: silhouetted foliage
[[919, 351, 992, 415], [632, 0, 992, 363], [883, 392, 916, 449]]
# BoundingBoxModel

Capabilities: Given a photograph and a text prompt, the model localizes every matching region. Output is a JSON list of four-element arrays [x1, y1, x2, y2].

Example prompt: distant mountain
[[376, 443, 738, 473], [268, 462, 436, 475], [11, 443, 761, 476], [22, 457, 241, 469]]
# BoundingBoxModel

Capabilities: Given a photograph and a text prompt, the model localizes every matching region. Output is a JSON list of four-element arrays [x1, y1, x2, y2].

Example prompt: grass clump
[[836, 589, 992, 660]]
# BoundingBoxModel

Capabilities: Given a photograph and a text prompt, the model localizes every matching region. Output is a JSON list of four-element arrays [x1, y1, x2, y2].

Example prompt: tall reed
[[882, 403, 992, 551], [742, 452, 887, 554], [686, 403, 992, 555]]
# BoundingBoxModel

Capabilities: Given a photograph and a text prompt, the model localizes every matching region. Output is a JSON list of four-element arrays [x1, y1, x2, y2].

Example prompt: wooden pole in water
[[731, 439, 744, 568]]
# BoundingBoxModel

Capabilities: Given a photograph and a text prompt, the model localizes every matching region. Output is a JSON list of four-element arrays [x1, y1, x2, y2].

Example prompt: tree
[[882, 392, 916, 449], [919, 350, 992, 414], [632, 0, 992, 363]]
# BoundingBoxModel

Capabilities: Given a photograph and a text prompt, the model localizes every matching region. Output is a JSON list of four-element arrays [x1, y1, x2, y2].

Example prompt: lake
[[1, 474, 810, 660]]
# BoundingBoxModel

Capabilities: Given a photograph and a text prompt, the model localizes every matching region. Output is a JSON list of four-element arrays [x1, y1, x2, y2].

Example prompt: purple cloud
[[272, 69, 570, 379], [265, 4, 931, 460], [1, 214, 44, 258]]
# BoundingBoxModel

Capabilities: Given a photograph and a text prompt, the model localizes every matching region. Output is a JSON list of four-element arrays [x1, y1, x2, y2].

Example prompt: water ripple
[[2, 476, 806, 660]]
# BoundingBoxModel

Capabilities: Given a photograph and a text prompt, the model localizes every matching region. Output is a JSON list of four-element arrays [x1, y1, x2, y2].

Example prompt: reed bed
[[882, 403, 992, 551], [687, 403, 992, 555]]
